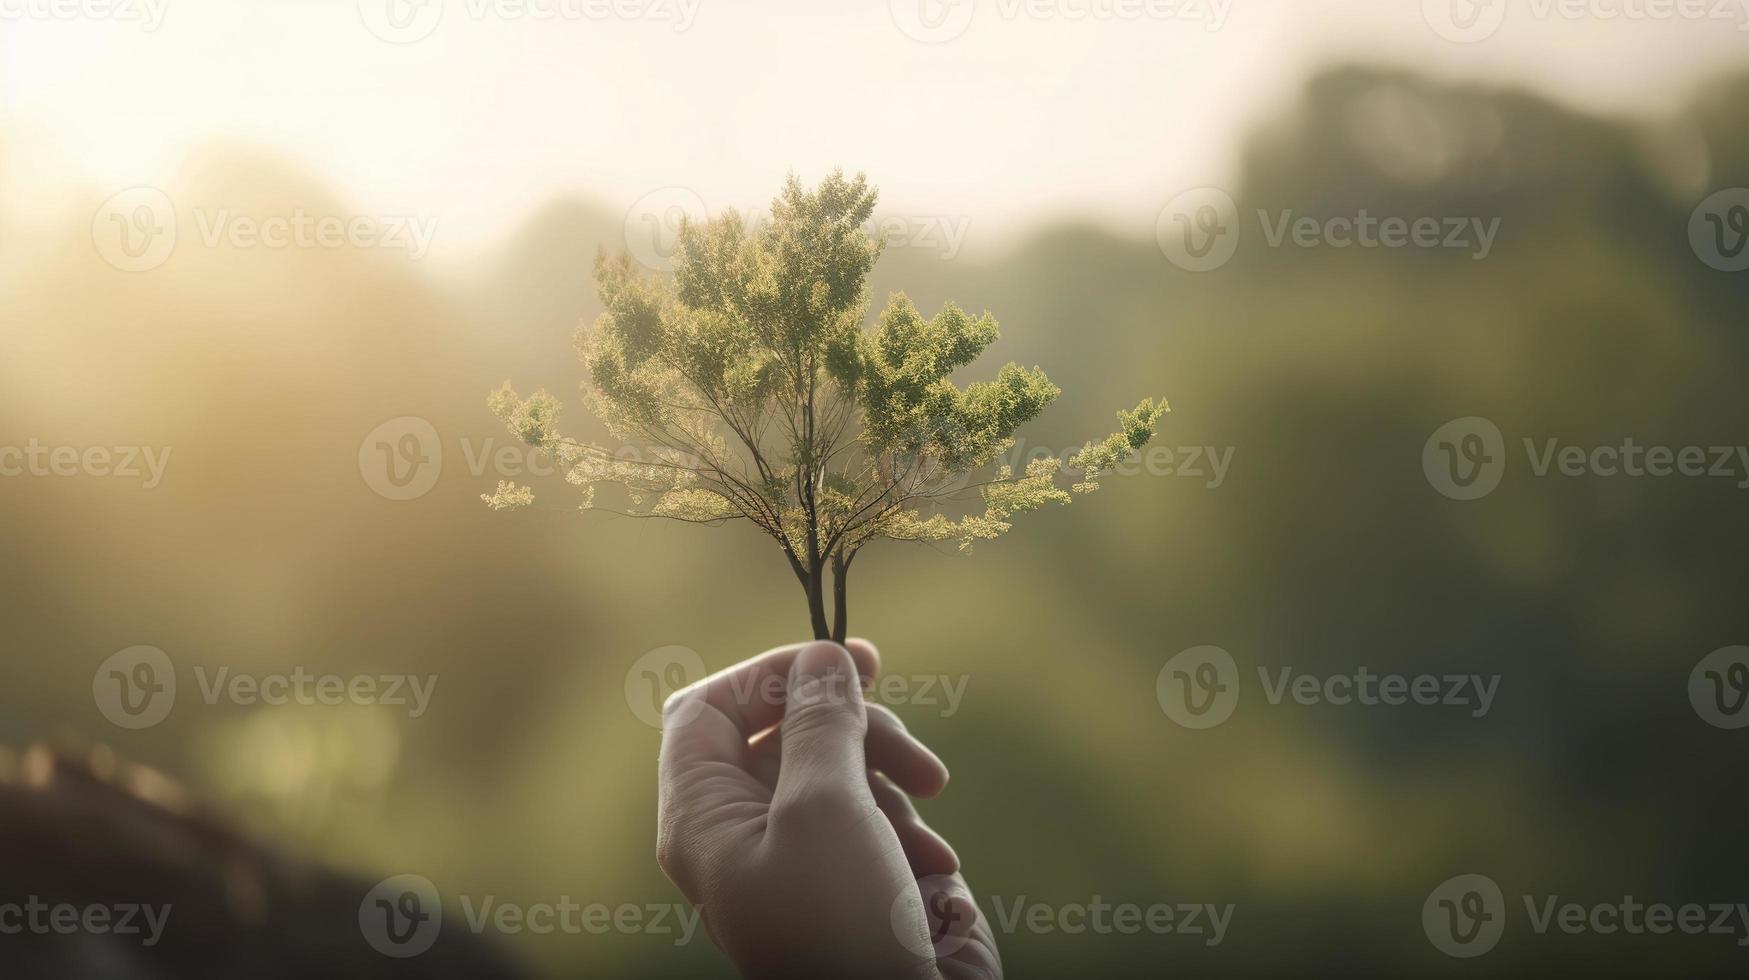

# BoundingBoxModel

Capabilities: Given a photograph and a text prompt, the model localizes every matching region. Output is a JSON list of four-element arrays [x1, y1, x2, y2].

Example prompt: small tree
[[485, 171, 1164, 642]]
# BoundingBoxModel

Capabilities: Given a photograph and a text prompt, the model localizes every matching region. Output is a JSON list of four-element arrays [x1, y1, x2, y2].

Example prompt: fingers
[[868, 772, 958, 878], [747, 703, 948, 798], [659, 638, 879, 776], [666, 639, 878, 741], [868, 705, 950, 798], [770, 641, 871, 825]]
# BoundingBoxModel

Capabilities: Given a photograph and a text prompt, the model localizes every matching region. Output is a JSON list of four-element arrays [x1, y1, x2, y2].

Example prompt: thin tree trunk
[[804, 566, 831, 640], [787, 551, 831, 640], [830, 551, 849, 644]]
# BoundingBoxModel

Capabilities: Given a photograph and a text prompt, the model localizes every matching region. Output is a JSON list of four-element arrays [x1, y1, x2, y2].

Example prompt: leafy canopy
[[485, 170, 1163, 635]]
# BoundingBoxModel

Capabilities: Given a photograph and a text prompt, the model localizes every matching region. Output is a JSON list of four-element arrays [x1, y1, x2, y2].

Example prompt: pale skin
[[657, 639, 1003, 979]]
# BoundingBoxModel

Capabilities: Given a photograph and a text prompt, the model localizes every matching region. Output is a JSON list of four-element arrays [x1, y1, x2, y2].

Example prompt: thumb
[[771, 641, 870, 822]]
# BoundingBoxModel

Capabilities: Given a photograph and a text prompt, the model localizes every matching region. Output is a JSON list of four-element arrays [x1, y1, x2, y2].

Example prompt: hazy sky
[[4, 0, 1747, 260]]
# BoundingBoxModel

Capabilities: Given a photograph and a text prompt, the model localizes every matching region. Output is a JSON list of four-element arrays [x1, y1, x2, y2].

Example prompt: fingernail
[[791, 642, 854, 708]]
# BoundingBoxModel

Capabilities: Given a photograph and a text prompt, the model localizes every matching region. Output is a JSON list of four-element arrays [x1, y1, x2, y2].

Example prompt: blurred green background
[[4, 57, 1749, 976]]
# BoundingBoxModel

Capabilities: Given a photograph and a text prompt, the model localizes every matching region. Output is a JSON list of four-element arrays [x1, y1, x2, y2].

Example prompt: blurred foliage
[[2, 64, 1747, 976]]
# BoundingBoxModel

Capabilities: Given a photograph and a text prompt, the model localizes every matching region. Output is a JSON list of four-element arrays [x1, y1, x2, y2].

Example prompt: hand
[[656, 639, 1002, 979]]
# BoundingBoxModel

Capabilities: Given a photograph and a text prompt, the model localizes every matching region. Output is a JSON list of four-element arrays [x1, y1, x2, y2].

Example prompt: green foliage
[[487, 170, 1164, 636]]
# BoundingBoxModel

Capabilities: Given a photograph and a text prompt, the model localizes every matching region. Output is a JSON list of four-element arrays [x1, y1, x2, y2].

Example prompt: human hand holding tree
[[484, 170, 1164, 641], [656, 638, 1001, 979]]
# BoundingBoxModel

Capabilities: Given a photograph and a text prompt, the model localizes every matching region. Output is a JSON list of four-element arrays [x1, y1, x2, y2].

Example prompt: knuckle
[[661, 687, 703, 726], [782, 696, 865, 738], [771, 781, 874, 831]]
